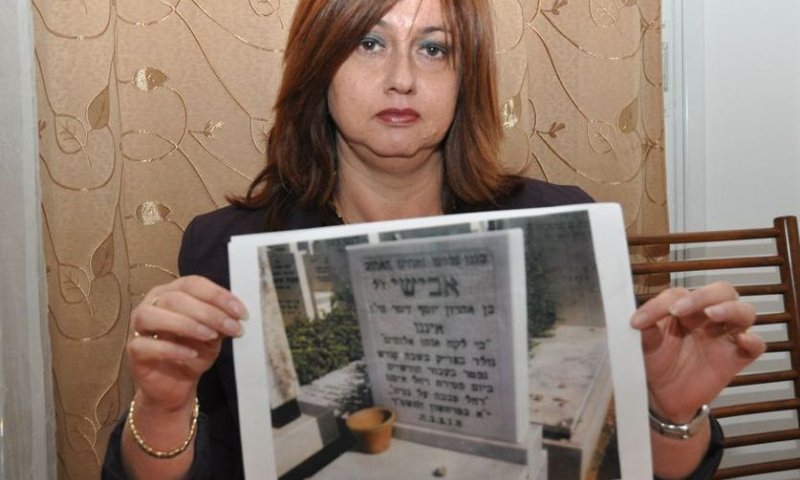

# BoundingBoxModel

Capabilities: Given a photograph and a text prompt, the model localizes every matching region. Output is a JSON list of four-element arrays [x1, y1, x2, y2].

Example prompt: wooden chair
[[628, 216, 800, 479]]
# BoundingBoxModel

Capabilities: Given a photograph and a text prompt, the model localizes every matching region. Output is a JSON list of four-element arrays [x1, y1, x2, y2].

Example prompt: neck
[[334, 148, 446, 224]]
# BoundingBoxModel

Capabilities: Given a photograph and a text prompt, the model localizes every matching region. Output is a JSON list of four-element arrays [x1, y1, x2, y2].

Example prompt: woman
[[103, 0, 765, 479]]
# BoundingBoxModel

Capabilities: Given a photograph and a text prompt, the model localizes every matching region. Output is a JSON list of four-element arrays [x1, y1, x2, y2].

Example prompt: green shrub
[[286, 285, 364, 385]]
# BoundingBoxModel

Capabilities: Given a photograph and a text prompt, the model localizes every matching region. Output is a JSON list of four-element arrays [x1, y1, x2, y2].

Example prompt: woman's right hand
[[127, 275, 249, 412]]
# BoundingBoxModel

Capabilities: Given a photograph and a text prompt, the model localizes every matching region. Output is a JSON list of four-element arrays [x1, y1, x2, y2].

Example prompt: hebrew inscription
[[347, 230, 528, 443]]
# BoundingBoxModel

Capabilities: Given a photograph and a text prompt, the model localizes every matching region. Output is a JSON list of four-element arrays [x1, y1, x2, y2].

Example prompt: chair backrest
[[628, 216, 800, 479]]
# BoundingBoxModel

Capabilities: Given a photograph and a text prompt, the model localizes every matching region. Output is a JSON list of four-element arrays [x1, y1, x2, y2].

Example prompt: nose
[[384, 49, 416, 95]]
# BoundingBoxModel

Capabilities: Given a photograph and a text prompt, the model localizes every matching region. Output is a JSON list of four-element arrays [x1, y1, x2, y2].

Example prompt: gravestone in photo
[[257, 248, 336, 476], [348, 230, 528, 443], [257, 248, 301, 415], [312, 230, 544, 480], [268, 251, 314, 324]]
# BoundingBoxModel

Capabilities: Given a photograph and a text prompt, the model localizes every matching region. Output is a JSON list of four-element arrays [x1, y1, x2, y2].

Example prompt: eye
[[359, 36, 385, 53], [421, 42, 448, 60]]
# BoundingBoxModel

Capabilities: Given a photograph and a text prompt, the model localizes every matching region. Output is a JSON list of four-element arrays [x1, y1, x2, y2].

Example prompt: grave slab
[[310, 435, 545, 480], [539, 350, 613, 480], [529, 325, 609, 436], [392, 423, 540, 465], [274, 411, 338, 477]]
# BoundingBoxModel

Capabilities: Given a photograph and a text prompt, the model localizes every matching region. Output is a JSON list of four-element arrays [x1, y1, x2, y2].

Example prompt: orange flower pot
[[345, 406, 396, 454]]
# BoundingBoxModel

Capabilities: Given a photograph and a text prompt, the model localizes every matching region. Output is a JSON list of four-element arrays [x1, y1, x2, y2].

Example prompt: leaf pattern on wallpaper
[[618, 97, 639, 134], [547, 122, 567, 139], [87, 86, 110, 130], [91, 233, 114, 278], [202, 120, 225, 138], [250, 0, 279, 16], [94, 382, 120, 428], [63, 413, 96, 453], [591, 0, 621, 28], [59, 265, 91, 304], [501, 94, 522, 129], [55, 114, 88, 155], [251, 117, 272, 154], [588, 119, 615, 154], [120, 131, 179, 162], [135, 201, 172, 225], [133, 67, 168, 91], [548, 0, 569, 15]]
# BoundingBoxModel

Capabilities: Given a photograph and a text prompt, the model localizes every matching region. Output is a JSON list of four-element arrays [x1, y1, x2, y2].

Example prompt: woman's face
[[327, 0, 459, 173]]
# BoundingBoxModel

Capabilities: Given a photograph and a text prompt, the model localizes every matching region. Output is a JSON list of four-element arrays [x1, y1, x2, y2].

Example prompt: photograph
[[229, 203, 651, 479]]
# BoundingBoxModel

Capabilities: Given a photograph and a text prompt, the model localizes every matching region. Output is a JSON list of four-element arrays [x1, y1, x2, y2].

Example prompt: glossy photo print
[[228, 203, 651, 479]]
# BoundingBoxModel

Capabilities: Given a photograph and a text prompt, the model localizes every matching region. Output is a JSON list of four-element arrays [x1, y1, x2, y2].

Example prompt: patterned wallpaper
[[33, 0, 666, 478]]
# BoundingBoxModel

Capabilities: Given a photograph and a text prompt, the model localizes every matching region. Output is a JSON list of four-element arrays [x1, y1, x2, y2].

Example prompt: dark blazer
[[102, 178, 722, 479]]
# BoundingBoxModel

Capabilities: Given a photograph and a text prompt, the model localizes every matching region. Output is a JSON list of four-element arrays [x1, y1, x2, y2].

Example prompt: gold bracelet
[[128, 397, 199, 459]]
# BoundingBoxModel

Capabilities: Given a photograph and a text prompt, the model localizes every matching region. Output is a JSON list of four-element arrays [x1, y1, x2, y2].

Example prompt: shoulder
[[178, 205, 327, 287], [186, 205, 268, 238], [182, 206, 269, 265], [497, 176, 594, 210], [178, 206, 268, 287]]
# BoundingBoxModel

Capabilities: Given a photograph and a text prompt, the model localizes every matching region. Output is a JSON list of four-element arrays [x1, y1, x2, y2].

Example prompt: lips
[[376, 108, 420, 125]]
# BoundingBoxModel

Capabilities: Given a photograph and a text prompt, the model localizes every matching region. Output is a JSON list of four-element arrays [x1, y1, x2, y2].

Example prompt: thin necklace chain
[[330, 200, 347, 224]]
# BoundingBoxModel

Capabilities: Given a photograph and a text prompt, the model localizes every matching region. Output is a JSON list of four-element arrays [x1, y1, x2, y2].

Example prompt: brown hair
[[230, 0, 513, 229]]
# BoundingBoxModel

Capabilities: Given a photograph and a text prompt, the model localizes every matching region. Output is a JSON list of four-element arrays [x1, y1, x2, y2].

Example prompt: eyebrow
[[375, 20, 450, 36], [420, 26, 448, 35]]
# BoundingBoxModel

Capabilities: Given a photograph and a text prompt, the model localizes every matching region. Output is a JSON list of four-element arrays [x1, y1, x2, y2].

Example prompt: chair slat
[[724, 428, 800, 448], [729, 369, 798, 387], [712, 398, 800, 418], [631, 256, 783, 275], [765, 341, 795, 353], [736, 284, 789, 296], [756, 312, 792, 325], [628, 227, 779, 246], [714, 458, 800, 479], [634, 283, 789, 305]]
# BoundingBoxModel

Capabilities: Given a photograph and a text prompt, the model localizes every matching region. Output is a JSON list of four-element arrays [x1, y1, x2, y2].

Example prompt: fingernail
[[178, 347, 198, 359], [228, 300, 250, 320], [670, 298, 693, 316], [631, 312, 649, 328], [196, 324, 219, 340], [704, 305, 725, 319], [737, 333, 756, 345], [223, 318, 243, 337]]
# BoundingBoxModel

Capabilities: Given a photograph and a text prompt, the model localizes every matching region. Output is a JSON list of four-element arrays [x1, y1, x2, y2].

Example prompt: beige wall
[[32, 1, 666, 477]]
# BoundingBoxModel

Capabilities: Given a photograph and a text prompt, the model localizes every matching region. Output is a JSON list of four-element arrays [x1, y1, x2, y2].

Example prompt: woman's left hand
[[632, 281, 766, 422]]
